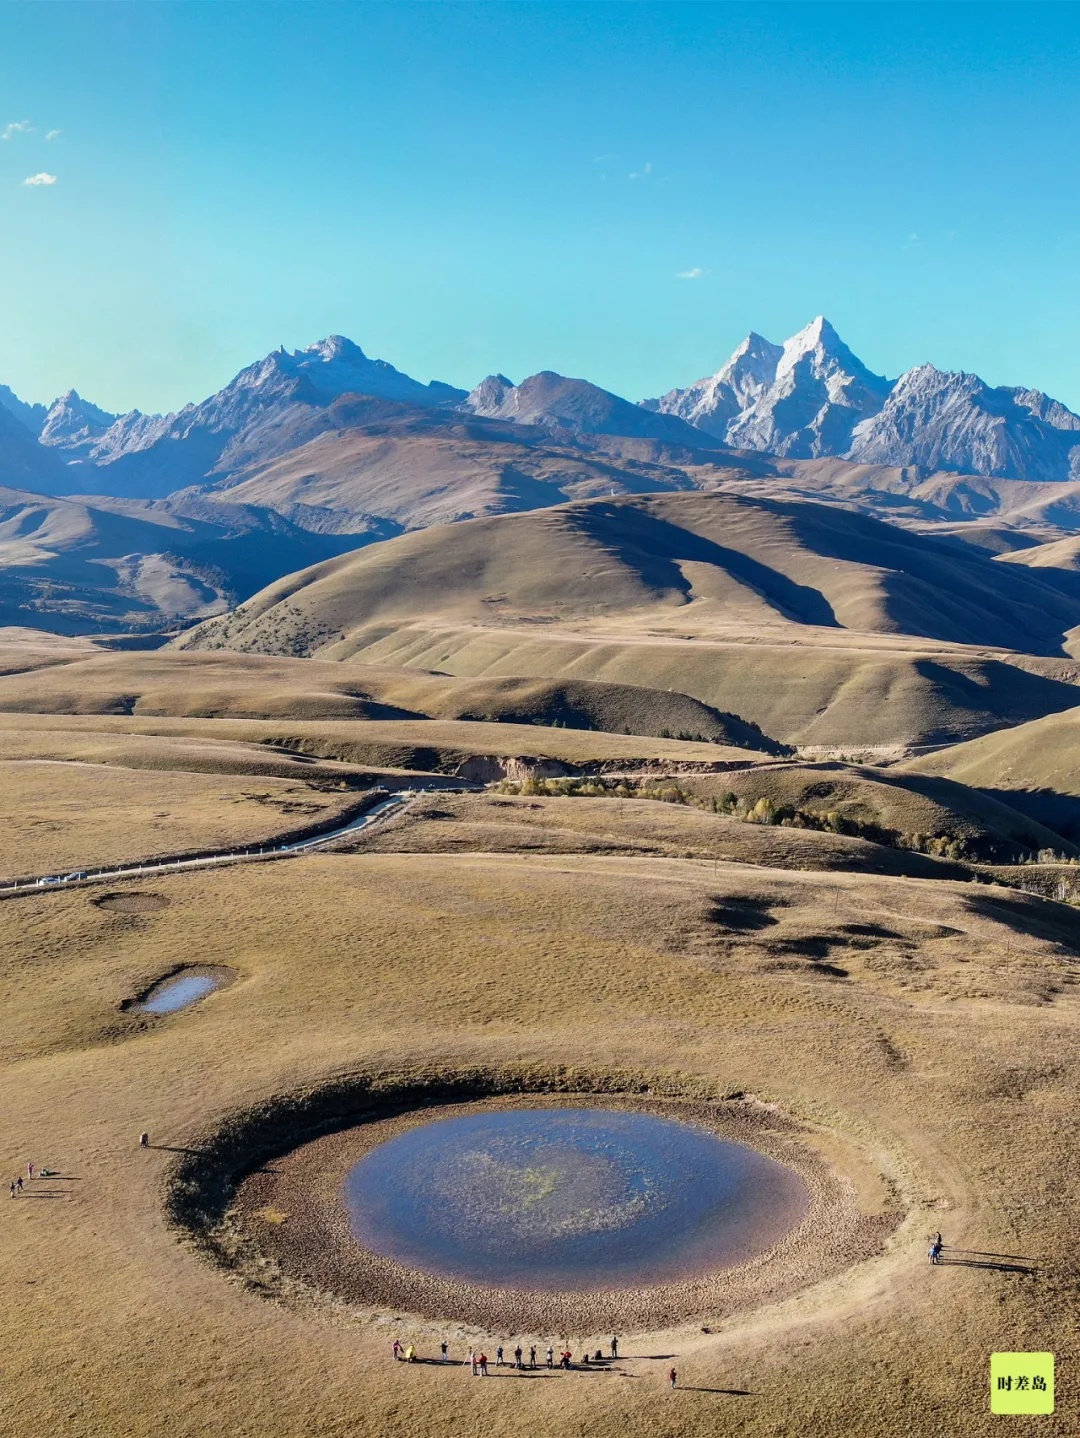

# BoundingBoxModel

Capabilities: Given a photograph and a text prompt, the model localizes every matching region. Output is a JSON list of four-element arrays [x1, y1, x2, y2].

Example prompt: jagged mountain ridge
[[647, 317, 1080, 481], [463, 368, 728, 449], [4, 322, 1080, 512]]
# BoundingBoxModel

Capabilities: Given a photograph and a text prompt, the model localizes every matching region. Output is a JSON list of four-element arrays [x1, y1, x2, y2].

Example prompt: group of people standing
[[392, 1336, 623, 1374], [8, 1161, 44, 1197]]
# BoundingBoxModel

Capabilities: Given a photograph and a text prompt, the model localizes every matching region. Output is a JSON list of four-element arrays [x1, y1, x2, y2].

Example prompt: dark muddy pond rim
[[166, 1066, 906, 1334], [122, 964, 238, 1015]]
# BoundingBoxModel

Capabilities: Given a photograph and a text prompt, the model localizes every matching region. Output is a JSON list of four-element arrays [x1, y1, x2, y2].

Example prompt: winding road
[[0, 787, 441, 898]]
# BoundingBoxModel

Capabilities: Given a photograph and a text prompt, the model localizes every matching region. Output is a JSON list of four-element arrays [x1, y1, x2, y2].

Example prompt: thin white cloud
[[903, 232, 922, 249], [45, 129, 62, 141], [677, 267, 707, 280], [629, 161, 653, 181], [2, 120, 33, 140], [23, 172, 57, 187]]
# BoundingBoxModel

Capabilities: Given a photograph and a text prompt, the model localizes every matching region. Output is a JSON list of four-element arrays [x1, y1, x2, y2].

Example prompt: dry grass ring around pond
[[167, 1066, 908, 1335], [93, 891, 171, 914]]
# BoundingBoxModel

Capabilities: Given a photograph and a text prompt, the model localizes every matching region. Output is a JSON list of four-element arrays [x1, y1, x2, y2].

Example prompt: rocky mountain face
[[849, 365, 1080, 481], [647, 317, 1080, 481], [38, 390, 118, 461], [0, 383, 48, 434], [0, 337, 470, 498], [463, 369, 726, 449]]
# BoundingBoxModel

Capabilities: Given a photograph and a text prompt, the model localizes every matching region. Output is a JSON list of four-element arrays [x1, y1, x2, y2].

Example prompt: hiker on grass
[[392, 1339, 401, 1361], [546, 1345, 554, 1369], [530, 1345, 537, 1369], [611, 1335, 619, 1359], [440, 1340, 448, 1362], [406, 1346, 416, 1363], [479, 1353, 489, 1376], [496, 1345, 504, 1367], [514, 1345, 523, 1370], [8, 1182, 14, 1199], [26, 1162, 34, 1181], [668, 1367, 678, 1390], [139, 1132, 149, 1148], [467, 1348, 476, 1375], [15, 1177, 22, 1194]]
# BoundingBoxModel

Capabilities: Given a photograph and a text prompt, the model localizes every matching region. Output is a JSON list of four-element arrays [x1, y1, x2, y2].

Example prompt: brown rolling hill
[[997, 532, 1080, 572], [0, 643, 781, 751], [177, 491, 1080, 650], [671, 760, 1078, 863], [0, 485, 360, 632], [903, 703, 1080, 842], [172, 491, 1080, 748]]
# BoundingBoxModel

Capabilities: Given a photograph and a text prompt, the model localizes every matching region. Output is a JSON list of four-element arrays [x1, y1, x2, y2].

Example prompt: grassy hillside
[[178, 492, 1080, 655], [669, 760, 1077, 862], [998, 532, 1080, 571], [0, 646, 782, 750], [904, 703, 1080, 840], [0, 711, 752, 775]]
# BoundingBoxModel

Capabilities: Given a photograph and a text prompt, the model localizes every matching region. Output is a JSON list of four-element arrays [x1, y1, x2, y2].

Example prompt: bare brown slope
[[998, 532, 1080, 572], [903, 704, 1080, 841], [201, 393, 702, 532], [170, 492, 1080, 747], [672, 760, 1078, 862], [0, 485, 356, 633], [177, 491, 1080, 654], [0, 648, 781, 751]]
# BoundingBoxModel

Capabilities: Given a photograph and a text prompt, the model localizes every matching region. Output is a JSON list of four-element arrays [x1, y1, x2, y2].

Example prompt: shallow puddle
[[344, 1106, 809, 1290], [134, 966, 231, 1015]]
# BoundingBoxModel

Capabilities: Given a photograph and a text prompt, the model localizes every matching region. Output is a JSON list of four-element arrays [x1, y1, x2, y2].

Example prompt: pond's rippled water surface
[[344, 1107, 809, 1290]]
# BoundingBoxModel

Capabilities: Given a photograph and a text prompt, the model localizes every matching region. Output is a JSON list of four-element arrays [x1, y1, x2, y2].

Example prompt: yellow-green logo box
[[990, 1352, 1054, 1416]]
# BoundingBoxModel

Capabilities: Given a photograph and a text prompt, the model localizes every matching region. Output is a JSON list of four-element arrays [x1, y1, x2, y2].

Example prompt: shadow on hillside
[[567, 502, 840, 628]]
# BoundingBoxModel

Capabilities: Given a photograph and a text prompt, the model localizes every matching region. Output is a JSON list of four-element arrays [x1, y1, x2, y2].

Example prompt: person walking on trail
[[139, 1132, 149, 1149], [26, 1162, 34, 1181], [440, 1340, 448, 1363], [392, 1339, 401, 1362], [8, 1181, 15, 1199], [668, 1367, 678, 1390], [928, 1236, 942, 1265], [15, 1177, 22, 1194], [496, 1345, 505, 1367], [467, 1348, 476, 1375], [406, 1346, 416, 1363], [479, 1353, 489, 1377], [546, 1345, 554, 1369], [529, 1345, 537, 1369], [514, 1345, 523, 1370], [611, 1335, 619, 1359]]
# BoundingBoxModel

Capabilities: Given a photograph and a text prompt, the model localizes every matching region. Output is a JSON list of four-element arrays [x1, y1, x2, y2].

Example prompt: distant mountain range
[[644, 316, 1080, 482], [5, 321, 1080, 634], [5, 320, 1080, 493]]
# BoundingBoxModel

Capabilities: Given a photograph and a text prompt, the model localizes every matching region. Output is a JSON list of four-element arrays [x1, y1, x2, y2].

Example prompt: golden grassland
[[0, 644, 778, 750], [0, 711, 746, 773], [0, 761, 364, 882], [2, 840, 1078, 1437]]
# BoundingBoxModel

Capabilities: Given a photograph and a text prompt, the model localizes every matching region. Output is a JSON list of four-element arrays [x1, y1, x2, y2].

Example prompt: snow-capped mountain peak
[[38, 389, 119, 460], [648, 317, 891, 456]]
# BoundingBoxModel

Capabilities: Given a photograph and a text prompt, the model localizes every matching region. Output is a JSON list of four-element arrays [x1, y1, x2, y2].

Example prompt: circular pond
[[344, 1106, 809, 1290]]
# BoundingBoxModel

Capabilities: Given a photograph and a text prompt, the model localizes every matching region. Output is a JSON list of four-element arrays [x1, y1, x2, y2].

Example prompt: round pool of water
[[136, 967, 228, 1015], [344, 1106, 810, 1291]]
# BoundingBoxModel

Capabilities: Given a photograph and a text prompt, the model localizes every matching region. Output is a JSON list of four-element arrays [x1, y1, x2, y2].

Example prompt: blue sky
[[2, 1, 1079, 414]]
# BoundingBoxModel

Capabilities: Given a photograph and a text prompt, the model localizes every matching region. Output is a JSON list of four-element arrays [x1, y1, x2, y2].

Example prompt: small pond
[[344, 1106, 809, 1290], [134, 966, 232, 1015]]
